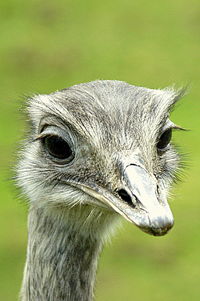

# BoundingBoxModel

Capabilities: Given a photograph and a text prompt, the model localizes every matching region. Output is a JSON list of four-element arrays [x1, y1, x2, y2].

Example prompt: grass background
[[0, 0, 199, 300]]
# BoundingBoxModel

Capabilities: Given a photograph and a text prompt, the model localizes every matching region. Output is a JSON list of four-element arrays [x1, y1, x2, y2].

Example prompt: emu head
[[17, 80, 184, 236]]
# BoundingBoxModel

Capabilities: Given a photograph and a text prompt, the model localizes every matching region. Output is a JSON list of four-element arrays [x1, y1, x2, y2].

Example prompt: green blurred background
[[0, 0, 199, 300]]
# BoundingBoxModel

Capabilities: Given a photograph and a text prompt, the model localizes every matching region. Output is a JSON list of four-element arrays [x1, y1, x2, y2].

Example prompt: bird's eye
[[157, 128, 172, 151], [43, 135, 73, 161]]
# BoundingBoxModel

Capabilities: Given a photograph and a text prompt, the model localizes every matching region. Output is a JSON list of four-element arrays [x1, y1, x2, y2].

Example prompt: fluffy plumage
[[17, 80, 184, 301]]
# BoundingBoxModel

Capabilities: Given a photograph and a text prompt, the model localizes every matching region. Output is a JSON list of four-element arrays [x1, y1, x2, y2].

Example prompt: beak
[[70, 164, 174, 236], [120, 164, 174, 236]]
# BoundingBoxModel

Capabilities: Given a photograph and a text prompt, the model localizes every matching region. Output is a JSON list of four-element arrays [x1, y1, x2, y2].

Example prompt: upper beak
[[120, 164, 174, 236]]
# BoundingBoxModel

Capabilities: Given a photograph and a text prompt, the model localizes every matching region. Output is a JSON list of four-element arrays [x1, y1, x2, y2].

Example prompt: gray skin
[[17, 80, 184, 301]]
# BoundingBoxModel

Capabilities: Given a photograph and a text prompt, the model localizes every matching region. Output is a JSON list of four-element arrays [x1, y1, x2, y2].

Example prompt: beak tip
[[140, 223, 174, 236], [134, 207, 174, 236], [143, 215, 174, 236]]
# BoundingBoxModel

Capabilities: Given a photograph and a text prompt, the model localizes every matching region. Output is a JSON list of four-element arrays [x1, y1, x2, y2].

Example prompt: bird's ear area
[[26, 94, 52, 130], [164, 86, 187, 113], [26, 93, 69, 125], [26, 94, 75, 133], [153, 86, 187, 117], [25, 93, 92, 141]]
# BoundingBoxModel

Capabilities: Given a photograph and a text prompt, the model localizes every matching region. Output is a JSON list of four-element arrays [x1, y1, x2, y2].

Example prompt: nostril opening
[[156, 185, 159, 195], [117, 189, 135, 208]]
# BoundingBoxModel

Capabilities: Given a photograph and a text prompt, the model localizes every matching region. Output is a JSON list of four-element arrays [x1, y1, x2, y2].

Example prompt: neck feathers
[[20, 205, 119, 301]]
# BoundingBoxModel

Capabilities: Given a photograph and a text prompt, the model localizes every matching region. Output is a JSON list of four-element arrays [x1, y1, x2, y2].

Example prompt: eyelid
[[161, 120, 186, 133], [33, 132, 55, 142], [171, 125, 187, 131], [34, 126, 61, 142], [33, 125, 74, 144]]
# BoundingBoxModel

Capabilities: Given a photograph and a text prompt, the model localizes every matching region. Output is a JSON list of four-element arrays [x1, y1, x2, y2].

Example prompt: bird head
[[17, 80, 184, 236]]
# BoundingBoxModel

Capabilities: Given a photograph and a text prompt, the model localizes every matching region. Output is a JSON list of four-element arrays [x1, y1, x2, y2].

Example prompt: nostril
[[156, 185, 159, 197], [117, 189, 135, 208]]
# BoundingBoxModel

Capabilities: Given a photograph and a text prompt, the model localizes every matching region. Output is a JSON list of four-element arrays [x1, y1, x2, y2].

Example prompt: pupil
[[157, 128, 172, 150], [44, 136, 72, 159]]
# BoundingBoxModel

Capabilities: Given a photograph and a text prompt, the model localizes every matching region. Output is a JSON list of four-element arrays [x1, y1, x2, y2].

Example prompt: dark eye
[[43, 135, 73, 161], [157, 128, 172, 150]]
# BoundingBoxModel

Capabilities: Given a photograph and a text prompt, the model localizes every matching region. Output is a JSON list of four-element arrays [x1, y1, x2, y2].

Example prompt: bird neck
[[20, 205, 118, 301]]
